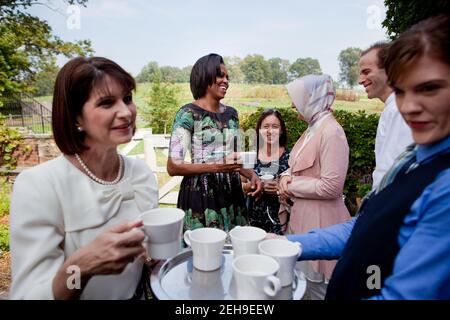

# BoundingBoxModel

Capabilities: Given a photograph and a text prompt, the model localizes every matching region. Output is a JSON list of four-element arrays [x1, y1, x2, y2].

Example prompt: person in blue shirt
[[274, 14, 450, 300]]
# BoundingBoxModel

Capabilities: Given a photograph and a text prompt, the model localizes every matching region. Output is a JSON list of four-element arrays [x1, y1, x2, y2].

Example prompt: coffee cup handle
[[264, 275, 281, 297], [139, 226, 148, 242], [183, 230, 192, 247], [294, 241, 303, 258]]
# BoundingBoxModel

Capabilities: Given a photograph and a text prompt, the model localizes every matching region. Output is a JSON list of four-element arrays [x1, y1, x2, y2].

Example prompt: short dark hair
[[190, 53, 224, 100], [256, 108, 288, 150], [385, 14, 450, 86], [361, 42, 390, 69], [52, 56, 136, 155]]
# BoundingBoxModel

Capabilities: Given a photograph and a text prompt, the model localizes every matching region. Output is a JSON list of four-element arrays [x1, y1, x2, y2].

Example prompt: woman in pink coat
[[279, 74, 351, 299]]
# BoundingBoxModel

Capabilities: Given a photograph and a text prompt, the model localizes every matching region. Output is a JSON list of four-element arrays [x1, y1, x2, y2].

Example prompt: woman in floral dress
[[167, 54, 262, 231]]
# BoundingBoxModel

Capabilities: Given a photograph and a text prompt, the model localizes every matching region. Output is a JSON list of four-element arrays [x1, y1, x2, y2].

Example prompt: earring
[[77, 126, 83, 132]]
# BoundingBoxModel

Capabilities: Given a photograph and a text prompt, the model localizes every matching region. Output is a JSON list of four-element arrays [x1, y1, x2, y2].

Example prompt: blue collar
[[416, 135, 450, 163]]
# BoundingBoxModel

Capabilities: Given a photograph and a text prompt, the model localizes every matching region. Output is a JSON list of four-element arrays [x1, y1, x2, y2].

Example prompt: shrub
[[139, 75, 180, 134], [240, 107, 308, 149], [0, 178, 11, 218], [0, 224, 9, 252], [0, 115, 24, 170], [241, 108, 379, 215], [357, 183, 372, 199]]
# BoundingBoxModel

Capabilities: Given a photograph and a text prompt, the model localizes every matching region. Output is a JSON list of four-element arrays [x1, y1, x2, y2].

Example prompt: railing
[[0, 93, 52, 134]]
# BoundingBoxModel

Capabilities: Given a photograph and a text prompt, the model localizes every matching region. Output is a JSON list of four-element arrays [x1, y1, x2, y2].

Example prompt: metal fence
[[0, 93, 52, 134]]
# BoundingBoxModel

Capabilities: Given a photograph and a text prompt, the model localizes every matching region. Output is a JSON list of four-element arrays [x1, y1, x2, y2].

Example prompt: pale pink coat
[[281, 115, 351, 280]]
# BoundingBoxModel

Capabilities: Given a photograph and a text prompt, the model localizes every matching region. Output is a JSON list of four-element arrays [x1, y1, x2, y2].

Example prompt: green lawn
[[126, 142, 167, 166], [158, 203, 177, 208], [135, 82, 383, 114], [127, 141, 144, 156]]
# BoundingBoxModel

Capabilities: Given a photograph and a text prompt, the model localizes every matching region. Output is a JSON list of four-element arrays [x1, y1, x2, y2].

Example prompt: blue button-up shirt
[[287, 135, 450, 299]]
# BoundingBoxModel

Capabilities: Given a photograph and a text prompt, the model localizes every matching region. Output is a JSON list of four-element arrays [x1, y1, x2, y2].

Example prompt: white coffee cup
[[139, 208, 185, 260], [229, 226, 267, 257], [184, 228, 227, 271], [232, 254, 281, 300], [258, 239, 302, 287], [260, 174, 275, 183], [241, 151, 257, 169]]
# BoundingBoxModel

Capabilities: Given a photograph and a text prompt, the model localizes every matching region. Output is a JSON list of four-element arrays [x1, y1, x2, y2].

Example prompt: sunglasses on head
[[262, 108, 282, 115]]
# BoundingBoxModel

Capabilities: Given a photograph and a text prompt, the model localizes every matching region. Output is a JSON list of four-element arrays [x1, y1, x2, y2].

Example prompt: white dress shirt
[[9, 156, 158, 299], [372, 92, 414, 189]]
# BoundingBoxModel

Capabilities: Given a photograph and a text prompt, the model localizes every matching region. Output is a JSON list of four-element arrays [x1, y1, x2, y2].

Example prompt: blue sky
[[28, 0, 388, 81]]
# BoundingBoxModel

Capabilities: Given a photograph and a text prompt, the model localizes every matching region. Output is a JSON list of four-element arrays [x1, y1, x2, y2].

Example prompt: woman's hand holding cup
[[260, 174, 277, 194], [72, 220, 146, 278]]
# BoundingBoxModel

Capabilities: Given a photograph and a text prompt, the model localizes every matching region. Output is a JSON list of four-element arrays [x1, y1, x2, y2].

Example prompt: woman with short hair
[[167, 53, 262, 231], [10, 57, 158, 299]]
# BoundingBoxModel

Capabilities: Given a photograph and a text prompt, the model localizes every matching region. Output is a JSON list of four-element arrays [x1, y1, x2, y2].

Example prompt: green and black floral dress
[[247, 149, 290, 234], [169, 103, 248, 232]]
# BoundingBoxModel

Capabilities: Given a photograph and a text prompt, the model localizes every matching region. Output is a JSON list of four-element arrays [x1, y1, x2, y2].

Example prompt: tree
[[140, 74, 180, 134], [179, 65, 192, 83], [240, 54, 270, 84], [267, 58, 289, 84], [0, 0, 93, 98], [223, 56, 245, 83], [136, 63, 190, 83], [0, 0, 86, 15], [383, 0, 450, 39], [289, 57, 322, 80], [135, 61, 160, 83], [32, 58, 59, 96], [160, 66, 183, 83], [338, 47, 362, 88]]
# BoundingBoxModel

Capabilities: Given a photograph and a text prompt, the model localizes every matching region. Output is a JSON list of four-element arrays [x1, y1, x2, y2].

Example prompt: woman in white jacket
[[10, 57, 158, 299]]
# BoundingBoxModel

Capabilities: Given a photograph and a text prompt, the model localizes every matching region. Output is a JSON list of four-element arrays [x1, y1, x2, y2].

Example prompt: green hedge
[[241, 108, 379, 215], [0, 224, 9, 252], [0, 179, 11, 218], [0, 115, 25, 170]]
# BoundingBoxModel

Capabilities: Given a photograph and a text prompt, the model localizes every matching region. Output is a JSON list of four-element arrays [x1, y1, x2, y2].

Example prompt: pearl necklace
[[75, 153, 123, 185]]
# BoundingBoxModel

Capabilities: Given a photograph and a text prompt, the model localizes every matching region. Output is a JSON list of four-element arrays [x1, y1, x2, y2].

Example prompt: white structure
[[119, 129, 179, 205]]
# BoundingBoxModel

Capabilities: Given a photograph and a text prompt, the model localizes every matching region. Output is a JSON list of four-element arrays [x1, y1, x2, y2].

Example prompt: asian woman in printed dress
[[167, 53, 262, 231], [242, 109, 290, 234]]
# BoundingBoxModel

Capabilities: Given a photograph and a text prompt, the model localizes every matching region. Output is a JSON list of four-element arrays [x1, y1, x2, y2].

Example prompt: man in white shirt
[[358, 42, 413, 189]]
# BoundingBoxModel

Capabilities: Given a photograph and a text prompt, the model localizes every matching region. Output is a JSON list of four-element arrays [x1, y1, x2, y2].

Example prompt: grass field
[[135, 82, 384, 114], [35, 82, 384, 117]]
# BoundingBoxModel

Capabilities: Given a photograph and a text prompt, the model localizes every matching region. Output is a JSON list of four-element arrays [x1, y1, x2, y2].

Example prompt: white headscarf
[[286, 74, 335, 126]]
